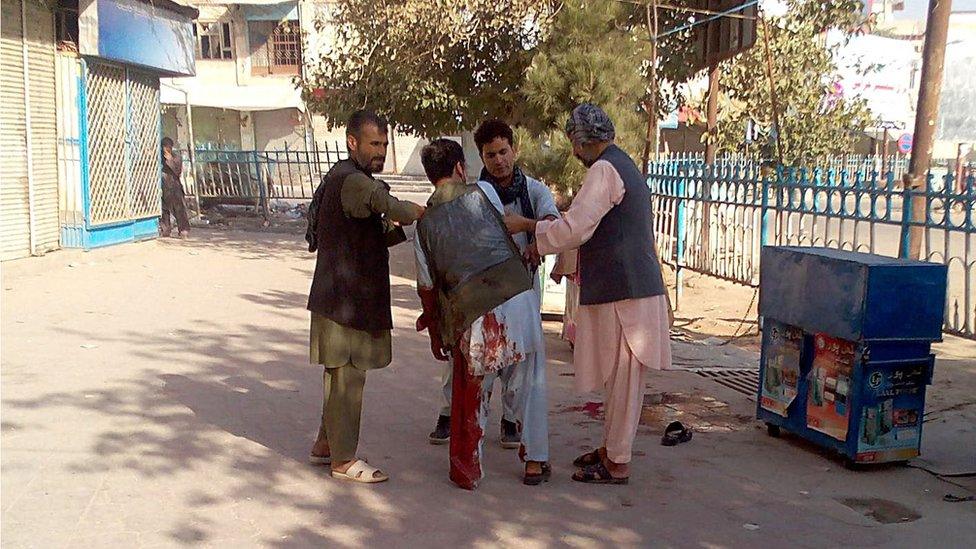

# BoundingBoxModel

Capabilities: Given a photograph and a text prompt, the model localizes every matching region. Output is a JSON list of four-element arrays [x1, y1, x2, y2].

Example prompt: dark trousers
[[160, 185, 190, 235]]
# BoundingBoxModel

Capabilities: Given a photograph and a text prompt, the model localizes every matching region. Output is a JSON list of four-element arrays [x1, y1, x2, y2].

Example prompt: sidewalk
[[2, 229, 974, 548]]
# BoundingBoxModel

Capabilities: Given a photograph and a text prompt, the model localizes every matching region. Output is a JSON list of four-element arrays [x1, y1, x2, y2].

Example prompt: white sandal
[[331, 459, 389, 483]]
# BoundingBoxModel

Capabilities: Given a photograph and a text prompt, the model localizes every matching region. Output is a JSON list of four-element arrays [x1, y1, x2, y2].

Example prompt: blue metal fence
[[648, 157, 975, 339]]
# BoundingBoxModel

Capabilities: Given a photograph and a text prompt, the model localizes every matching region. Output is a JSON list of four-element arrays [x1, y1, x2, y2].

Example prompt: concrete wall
[[254, 108, 306, 151], [161, 105, 189, 150], [190, 107, 244, 149]]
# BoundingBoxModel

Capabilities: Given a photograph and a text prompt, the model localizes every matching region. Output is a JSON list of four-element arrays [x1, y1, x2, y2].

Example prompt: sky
[[763, 0, 976, 20], [896, 0, 976, 19]]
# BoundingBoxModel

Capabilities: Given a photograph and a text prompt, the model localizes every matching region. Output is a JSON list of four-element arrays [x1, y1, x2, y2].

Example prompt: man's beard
[[355, 154, 385, 174], [575, 153, 594, 168]]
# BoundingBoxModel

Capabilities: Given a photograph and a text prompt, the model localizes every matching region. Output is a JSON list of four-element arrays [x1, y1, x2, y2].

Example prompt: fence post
[[675, 166, 687, 309], [253, 150, 270, 222], [760, 169, 771, 248], [898, 180, 914, 259]]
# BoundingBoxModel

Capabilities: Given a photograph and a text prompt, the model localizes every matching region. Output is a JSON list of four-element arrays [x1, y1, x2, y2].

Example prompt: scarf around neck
[[480, 165, 535, 221]]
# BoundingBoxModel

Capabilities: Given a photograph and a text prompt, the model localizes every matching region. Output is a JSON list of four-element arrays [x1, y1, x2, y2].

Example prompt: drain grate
[[690, 368, 759, 400]]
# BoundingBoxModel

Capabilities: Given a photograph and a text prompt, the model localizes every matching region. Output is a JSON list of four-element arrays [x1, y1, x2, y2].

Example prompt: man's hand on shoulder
[[409, 202, 426, 222]]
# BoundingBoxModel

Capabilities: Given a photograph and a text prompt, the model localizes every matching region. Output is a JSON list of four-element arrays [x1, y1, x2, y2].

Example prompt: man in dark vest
[[305, 110, 425, 484], [504, 103, 673, 485]]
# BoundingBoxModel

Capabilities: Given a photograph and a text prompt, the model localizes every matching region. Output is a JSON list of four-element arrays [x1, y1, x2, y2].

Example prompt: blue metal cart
[[756, 247, 947, 467]]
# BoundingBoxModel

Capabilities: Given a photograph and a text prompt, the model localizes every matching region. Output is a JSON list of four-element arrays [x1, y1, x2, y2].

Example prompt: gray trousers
[[439, 275, 545, 423]]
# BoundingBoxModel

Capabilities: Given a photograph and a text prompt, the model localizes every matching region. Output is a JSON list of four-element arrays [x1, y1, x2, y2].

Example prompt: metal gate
[[85, 59, 161, 226]]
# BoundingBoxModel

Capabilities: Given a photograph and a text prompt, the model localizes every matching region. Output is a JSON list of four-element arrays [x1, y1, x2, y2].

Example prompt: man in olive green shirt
[[306, 110, 424, 483]]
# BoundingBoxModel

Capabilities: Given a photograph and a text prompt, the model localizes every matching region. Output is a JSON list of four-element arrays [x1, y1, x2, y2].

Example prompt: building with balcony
[[159, 1, 314, 153], [158, 0, 467, 180]]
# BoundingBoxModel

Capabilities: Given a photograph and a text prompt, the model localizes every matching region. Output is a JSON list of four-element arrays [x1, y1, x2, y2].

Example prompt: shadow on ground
[[4, 229, 974, 547]]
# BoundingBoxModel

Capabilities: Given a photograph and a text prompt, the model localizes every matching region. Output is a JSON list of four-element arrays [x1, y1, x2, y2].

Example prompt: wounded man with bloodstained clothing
[[413, 138, 550, 490]]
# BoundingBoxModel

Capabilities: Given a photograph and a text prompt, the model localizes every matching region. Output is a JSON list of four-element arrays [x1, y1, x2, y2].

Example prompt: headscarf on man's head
[[565, 103, 615, 144]]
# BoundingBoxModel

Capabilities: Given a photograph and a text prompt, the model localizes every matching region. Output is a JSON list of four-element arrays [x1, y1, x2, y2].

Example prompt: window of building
[[55, 0, 80, 51], [195, 22, 233, 60], [249, 20, 302, 75]]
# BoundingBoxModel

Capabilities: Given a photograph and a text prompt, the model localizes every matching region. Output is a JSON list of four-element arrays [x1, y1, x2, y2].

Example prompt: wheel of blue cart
[[765, 423, 781, 437], [843, 457, 861, 471]]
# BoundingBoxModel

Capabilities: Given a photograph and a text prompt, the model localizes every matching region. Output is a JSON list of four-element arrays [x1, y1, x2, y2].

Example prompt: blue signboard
[[80, 0, 196, 76]]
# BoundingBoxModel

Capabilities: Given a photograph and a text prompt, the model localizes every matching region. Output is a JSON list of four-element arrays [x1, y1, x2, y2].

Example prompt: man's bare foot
[[310, 438, 330, 459], [602, 455, 629, 478], [331, 460, 353, 474], [573, 446, 607, 468]]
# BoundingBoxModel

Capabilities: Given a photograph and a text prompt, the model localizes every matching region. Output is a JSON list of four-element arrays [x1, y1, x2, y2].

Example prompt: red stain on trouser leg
[[449, 348, 483, 490]]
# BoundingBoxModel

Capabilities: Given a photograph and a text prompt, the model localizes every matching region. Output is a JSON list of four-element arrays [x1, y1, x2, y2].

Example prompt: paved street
[[2, 229, 975, 548]]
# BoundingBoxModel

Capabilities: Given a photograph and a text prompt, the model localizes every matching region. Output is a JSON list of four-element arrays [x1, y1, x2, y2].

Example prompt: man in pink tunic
[[504, 103, 672, 484]]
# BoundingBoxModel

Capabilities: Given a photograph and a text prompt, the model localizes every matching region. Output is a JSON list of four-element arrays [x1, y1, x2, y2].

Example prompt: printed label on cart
[[760, 321, 803, 416], [865, 364, 926, 399], [806, 334, 855, 441], [857, 363, 926, 459]]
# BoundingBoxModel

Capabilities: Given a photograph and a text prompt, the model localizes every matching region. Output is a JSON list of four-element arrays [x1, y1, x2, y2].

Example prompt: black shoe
[[500, 419, 520, 449], [428, 415, 450, 445]]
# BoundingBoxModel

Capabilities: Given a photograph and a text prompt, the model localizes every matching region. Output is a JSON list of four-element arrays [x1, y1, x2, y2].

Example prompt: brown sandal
[[572, 462, 628, 485], [572, 448, 602, 468]]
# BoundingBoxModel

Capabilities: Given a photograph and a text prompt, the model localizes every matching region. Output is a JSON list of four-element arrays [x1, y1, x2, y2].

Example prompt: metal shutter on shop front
[[0, 0, 58, 260], [0, 0, 31, 260], [24, 0, 59, 254]]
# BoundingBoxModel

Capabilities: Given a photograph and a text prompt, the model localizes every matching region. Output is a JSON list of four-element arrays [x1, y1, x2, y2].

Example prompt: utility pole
[[641, 0, 660, 172], [700, 63, 720, 269], [902, 0, 952, 260], [705, 63, 720, 163]]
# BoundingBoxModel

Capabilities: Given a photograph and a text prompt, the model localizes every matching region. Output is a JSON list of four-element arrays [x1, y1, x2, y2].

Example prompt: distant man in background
[[160, 137, 190, 238]]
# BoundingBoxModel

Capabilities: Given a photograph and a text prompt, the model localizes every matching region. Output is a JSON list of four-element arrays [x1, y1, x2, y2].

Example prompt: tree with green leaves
[[302, 0, 876, 191], [516, 0, 651, 198], [303, 0, 666, 197], [711, 0, 873, 165], [515, 0, 711, 198], [302, 0, 556, 136]]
